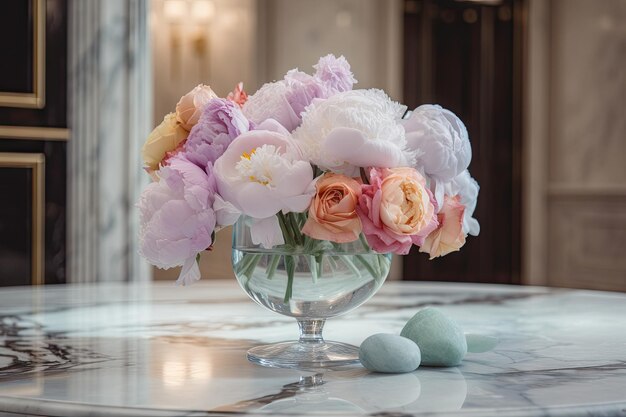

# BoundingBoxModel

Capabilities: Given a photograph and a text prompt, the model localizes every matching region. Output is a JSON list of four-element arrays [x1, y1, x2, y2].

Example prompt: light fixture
[[191, 0, 216, 23], [163, 0, 188, 23]]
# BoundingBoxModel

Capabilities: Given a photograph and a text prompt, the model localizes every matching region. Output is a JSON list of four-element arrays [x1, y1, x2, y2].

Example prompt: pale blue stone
[[400, 307, 467, 367], [359, 334, 421, 373], [466, 334, 499, 353]]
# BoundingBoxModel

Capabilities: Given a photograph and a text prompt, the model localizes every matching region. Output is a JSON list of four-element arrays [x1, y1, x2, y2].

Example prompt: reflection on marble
[[0, 282, 626, 416]]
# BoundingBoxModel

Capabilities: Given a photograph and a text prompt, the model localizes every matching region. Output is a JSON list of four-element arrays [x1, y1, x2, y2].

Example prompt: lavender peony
[[314, 54, 357, 93], [184, 98, 253, 169], [138, 154, 217, 285], [243, 54, 357, 132]]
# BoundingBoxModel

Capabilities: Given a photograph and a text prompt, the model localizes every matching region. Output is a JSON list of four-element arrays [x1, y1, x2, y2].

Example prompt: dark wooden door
[[402, 0, 524, 284], [0, 0, 67, 286]]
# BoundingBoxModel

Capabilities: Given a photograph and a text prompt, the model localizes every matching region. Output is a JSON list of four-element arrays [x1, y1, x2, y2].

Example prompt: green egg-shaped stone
[[400, 307, 467, 367]]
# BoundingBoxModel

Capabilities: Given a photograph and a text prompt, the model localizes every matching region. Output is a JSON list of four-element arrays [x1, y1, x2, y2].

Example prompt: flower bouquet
[[138, 55, 479, 368]]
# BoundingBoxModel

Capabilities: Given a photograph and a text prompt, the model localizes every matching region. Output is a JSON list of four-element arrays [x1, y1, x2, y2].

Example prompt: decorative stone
[[359, 334, 421, 373], [466, 334, 499, 353], [400, 307, 467, 367]]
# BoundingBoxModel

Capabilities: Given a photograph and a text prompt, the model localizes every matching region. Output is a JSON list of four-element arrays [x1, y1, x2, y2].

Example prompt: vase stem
[[297, 319, 325, 344]]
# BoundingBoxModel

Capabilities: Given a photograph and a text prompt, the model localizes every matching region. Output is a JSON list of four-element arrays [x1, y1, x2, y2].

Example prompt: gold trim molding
[[0, 153, 45, 285], [0, 126, 69, 141], [0, 0, 46, 109]]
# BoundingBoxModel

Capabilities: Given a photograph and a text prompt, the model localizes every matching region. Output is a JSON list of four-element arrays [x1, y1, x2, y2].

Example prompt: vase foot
[[247, 341, 360, 369]]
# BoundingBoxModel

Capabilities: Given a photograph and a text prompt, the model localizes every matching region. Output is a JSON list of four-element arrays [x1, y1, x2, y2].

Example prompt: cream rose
[[301, 173, 362, 243], [176, 84, 218, 131], [142, 113, 188, 171], [380, 168, 438, 236]]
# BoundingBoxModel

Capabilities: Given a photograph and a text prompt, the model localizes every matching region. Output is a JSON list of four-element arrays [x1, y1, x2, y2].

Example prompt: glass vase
[[232, 215, 391, 369]]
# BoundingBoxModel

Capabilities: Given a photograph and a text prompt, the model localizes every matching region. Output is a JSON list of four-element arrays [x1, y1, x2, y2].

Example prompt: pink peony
[[213, 129, 315, 248], [214, 130, 314, 219], [420, 195, 466, 259], [357, 167, 438, 255], [138, 154, 216, 285]]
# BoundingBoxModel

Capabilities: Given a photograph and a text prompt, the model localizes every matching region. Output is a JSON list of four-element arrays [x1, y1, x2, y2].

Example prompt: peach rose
[[358, 167, 438, 254], [301, 173, 362, 243], [420, 195, 466, 259], [176, 84, 218, 130], [142, 113, 188, 171]]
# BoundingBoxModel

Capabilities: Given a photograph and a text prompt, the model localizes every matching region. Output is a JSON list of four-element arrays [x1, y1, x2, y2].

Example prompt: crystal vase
[[232, 216, 391, 369]]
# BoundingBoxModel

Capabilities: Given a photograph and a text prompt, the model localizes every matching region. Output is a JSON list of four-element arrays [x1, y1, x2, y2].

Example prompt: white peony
[[402, 104, 472, 182], [293, 89, 412, 176]]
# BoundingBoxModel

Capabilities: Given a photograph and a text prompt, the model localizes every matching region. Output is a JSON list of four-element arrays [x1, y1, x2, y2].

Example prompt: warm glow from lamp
[[163, 0, 188, 23], [191, 0, 216, 23]]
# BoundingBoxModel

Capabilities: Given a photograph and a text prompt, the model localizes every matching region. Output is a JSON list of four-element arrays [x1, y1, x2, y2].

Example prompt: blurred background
[[0, 0, 624, 290]]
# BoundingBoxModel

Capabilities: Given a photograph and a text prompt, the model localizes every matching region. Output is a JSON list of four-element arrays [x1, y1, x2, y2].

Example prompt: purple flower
[[184, 98, 252, 169], [314, 54, 357, 93], [138, 154, 216, 285], [284, 70, 327, 120], [243, 54, 358, 132]]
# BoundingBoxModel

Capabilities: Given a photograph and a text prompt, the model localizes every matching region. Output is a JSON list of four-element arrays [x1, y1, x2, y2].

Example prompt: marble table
[[1, 281, 626, 416]]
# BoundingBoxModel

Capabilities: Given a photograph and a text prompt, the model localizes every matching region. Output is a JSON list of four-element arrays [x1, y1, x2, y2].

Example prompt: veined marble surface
[[0, 281, 625, 416]]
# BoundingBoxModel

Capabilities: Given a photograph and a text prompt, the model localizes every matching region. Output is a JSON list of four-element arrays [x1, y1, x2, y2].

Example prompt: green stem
[[360, 167, 370, 185], [355, 254, 379, 280], [340, 255, 361, 278], [327, 255, 339, 270], [288, 213, 304, 246], [277, 212, 296, 247], [359, 234, 371, 252], [284, 255, 295, 303], [234, 252, 256, 274], [243, 254, 262, 279], [315, 253, 323, 279], [265, 254, 281, 280], [308, 255, 318, 284]]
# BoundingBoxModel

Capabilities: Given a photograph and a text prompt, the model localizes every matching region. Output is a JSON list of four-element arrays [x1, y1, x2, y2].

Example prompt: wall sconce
[[163, 0, 215, 78]]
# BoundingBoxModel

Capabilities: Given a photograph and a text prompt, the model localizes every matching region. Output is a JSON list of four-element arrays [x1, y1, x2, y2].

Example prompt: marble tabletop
[[0, 281, 625, 417]]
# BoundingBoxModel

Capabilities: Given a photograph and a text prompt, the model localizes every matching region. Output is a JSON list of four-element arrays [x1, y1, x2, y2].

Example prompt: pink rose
[[301, 173, 362, 243], [420, 195, 466, 259], [357, 167, 438, 255], [176, 84, 218, 131]]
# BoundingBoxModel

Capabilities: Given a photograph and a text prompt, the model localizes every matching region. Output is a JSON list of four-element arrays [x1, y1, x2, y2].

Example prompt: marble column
[[68, 0, 152, 283]]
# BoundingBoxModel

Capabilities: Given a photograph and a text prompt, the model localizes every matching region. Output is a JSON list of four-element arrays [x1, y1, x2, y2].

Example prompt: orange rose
[[175, 84, 218, 130], [301, 173, 362, 243], [420, 195, 466, 259]]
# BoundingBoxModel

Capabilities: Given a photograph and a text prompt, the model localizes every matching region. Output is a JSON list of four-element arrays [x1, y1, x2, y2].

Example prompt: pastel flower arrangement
[[138, 55, 480, 285]]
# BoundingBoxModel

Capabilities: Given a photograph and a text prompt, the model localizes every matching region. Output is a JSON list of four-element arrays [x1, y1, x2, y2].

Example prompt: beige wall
[[524, 0, 626, 290]]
